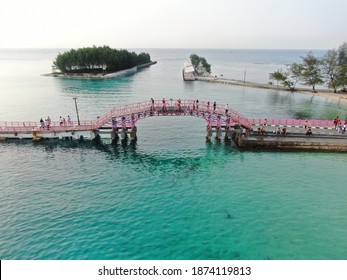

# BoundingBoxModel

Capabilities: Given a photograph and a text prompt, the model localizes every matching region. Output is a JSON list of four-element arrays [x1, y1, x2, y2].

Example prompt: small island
[[45, 46, 156, 79], [182, 54, 211, 81]]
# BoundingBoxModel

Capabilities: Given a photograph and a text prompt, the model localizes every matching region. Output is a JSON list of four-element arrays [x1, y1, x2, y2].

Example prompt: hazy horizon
[[1, 0, 346, 50], [0, 47, 335, 51]]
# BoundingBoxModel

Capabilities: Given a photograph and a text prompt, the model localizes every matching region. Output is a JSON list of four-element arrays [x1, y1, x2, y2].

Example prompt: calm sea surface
[[0, 48, 346, 260]]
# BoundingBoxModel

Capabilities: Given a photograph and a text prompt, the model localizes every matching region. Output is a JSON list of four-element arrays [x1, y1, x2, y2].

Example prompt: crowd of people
[[39, 115, 73, 129], [255, 116, 347, 137], [333, 116, 347, 134], [150, 98, 228, 117]]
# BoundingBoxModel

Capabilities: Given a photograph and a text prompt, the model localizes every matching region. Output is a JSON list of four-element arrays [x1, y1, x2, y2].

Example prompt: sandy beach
[[304, 90, 347, 105]]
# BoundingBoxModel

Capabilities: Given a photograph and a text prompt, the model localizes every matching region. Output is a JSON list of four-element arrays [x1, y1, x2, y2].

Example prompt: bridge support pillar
[[130, 126, 137, 142], [224, 127, 232, 142], [93, 131, 101, 142], [206, 126, 212, 141], [120, 128, 128, 140], [111, 128, 119, 144], [93, 130, 100, 140], [216, 127, 222, 140]]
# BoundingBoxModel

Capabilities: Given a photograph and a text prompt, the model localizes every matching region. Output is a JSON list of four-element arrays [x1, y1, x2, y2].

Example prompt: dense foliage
[[269, 42, 347, 92], [190, 54, 211, 74], [52, 46, 151, 73]]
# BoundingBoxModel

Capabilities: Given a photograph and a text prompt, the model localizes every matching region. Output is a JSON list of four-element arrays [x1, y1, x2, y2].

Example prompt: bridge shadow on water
[[93, 137, 241, 173], [1, 137, 242, 173]]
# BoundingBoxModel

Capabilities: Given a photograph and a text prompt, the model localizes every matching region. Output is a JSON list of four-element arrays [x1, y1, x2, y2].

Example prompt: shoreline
[[196, 76, 347, 105], [42, 61, 157, 79]]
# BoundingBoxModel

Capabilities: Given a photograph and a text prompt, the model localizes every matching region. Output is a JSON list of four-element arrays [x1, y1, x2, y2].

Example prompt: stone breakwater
[[196, 76, 347, 105], [195, 76, 332, 92]]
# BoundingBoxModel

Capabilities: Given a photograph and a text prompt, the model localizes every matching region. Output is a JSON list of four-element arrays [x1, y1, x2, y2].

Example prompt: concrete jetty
[[230, 120, 347, 152]]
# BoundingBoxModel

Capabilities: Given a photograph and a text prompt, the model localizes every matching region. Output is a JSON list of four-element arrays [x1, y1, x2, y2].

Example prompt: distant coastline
[[42, 61, 157, 79]]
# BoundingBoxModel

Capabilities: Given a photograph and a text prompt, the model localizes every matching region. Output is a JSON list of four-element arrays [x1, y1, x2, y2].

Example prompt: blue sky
[[0, 0, 346, 49]]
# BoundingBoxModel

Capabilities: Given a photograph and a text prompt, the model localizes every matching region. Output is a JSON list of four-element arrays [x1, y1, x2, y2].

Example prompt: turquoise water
[[0, 49, 347, 260]]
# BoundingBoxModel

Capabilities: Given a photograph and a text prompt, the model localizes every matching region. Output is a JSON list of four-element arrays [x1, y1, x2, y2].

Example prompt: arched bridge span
[[96, 99, 252, 130]]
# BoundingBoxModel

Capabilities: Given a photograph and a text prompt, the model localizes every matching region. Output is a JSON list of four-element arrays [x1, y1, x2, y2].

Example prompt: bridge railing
[[0, 120, 96, 133], [95, 99, 253, 129], [96, 100, 153, 128], [248, 118, 334, 127]]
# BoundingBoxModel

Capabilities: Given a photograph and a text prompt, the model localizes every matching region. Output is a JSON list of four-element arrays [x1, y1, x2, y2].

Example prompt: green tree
[[269, 69, 287, 87], [138, 52, 151, 64], [200, 57, 211, 74], [190, 54, 200, 68], [269, 68, 297, 90], [288, 63, 304, 88], [300, 52, 323, 92], [321, 49, 339, 92], [189, 54, 211, 74], [336, 42, 347, 91], [52, 46, 152, 73]]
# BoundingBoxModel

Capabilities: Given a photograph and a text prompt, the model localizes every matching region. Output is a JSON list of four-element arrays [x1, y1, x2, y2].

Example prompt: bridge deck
[[0, 99, 340, 140]]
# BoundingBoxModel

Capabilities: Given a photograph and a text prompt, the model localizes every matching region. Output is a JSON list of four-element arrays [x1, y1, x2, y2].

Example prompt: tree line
[[52, 46, 152, 73], [269, 42, 347, 92]]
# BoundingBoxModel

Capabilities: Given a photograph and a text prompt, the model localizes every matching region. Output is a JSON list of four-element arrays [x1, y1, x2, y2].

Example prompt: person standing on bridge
[[213, 101, 216, 112], [150, 98, 155, 115], [334, 117, 339, 129], [177, 98, 182, 112], [46, 116, 51, 130], [40, 118, 45, 129], [225, 104, 229, 115], [196, 100, 199, 111], [162, 98, 167, 112]]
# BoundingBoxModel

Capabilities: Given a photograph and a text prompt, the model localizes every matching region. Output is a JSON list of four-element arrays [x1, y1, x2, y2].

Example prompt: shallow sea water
[[0, 49, 346, 259]]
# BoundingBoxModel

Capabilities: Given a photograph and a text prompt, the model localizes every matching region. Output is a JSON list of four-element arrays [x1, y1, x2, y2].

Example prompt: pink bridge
[[0, 99, 335, 136], [96, 99, 253, 130]]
